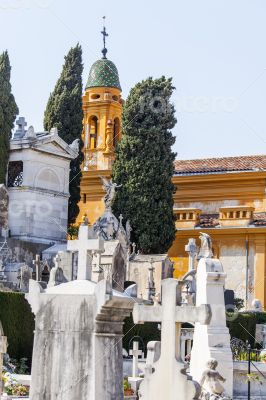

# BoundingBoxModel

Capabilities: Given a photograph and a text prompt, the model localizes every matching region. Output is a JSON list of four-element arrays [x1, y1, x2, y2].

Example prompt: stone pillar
[[94, 320, 125, 400], [254, 238, 266, 309], [27, 279, 133, 400], [190, 258, 233, 398], [0, 322, 7, 395]]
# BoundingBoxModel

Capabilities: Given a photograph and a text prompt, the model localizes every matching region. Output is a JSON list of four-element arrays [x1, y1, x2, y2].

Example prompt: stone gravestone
[[27, 278, 135, 400], [190, 233, 233, 398], [0, 321, 7, 395], [133, 278, 211, 400], [67, 221, 104, 281], [128, 341, 144, 393], [47, 253, 68, 288], [18, 264, 33, 292], [185, 238, 197, 271]]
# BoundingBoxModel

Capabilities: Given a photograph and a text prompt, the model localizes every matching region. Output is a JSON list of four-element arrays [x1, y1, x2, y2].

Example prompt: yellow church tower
[[77, 22, 123, 224]]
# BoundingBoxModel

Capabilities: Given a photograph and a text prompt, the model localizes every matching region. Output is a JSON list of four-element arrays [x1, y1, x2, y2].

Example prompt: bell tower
[[77, 20, 123, 224]]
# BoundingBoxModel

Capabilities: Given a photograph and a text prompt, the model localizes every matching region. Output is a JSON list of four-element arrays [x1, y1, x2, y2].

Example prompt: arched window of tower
[[113, 118, 120, 148], [89, 116, 98, 149]]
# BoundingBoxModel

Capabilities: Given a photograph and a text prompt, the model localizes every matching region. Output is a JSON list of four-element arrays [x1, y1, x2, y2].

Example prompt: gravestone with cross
[[67, 222, 104, 280], [13, 117, 27, 139], [185, 238, 198, 271], [129, 341, 143, 378], [133, 278, 211, 400]]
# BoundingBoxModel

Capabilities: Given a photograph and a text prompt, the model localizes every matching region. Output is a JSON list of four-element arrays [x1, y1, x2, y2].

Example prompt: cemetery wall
[[234, 361, 266, 398]]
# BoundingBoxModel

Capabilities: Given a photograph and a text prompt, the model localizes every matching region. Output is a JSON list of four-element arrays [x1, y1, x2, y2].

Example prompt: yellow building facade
[[78, 47, 266, 309], [170, 156, 266, 309]]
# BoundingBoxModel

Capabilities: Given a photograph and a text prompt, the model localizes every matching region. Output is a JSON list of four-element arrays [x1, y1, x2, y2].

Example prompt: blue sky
[[1, 0, 266, 160]]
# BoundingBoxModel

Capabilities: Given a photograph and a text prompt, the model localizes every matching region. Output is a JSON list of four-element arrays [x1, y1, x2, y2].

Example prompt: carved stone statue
[[100, 177, 121, 210], [198, 232, 214, 259], [200, 359, 229, 400]]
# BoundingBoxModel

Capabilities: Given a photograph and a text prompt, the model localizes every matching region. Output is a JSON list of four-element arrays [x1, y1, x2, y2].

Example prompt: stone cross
[[33, 254, 41, 282], [129, 341, 143, 378], [185, 238, 197, 271], [16, 116, 27, 133], [133, 278, 211, 399], [67, 224, 104, 280]]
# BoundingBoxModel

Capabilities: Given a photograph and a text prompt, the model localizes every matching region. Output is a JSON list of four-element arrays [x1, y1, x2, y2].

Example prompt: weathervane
[[101, 16, 109, 59]]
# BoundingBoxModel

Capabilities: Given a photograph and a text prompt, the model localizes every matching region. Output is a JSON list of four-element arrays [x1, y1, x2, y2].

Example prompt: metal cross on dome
[[101, 16, 109, 59]]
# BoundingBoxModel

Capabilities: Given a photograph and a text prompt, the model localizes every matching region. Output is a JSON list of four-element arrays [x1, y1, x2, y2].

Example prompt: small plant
[[68, 225, 79, 240], [4, 355, 29, 374], [123, 377, 134, 396], [260, 353, 266, 363]]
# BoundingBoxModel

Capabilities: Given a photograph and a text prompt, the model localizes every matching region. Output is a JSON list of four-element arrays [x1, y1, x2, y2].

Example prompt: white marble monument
[[8, 120, 78, 244], [190, 233, 233, 398]]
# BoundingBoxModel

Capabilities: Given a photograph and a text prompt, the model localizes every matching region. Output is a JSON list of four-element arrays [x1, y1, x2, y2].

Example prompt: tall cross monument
[[133, 279, 212, 400]]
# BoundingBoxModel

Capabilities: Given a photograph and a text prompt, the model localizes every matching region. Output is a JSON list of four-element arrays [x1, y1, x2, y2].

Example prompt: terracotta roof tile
[[196, 214, 220, 228], [174, 155, 266, 175], [253, 212, 266, 226]]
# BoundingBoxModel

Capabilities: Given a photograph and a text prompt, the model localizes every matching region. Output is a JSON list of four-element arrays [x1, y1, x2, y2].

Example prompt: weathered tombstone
[[133, 279, 211, 400], [128, 341, 144, 393], [145, 341, 161, 367], [185, 238, 197, 271], [190, 234, 233, 398], [33, 254, 41, 282], [112, 243, 127, 292], [27, 279, 134, 400], [47, 253, 68, 288], [67, 222, 104, 280], [18, 264, 33, 292], [129, 341, 143, 378], [0, 322, 7, 395]]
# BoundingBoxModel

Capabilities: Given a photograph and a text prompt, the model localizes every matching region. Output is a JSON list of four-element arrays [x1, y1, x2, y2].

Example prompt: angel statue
[[100, 177, 122, 209], [200, 359, 230, 400], [198, 232, 214, 259]]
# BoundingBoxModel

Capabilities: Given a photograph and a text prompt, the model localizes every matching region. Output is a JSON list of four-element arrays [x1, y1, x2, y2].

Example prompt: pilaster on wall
[[254, 238, 266, 309]]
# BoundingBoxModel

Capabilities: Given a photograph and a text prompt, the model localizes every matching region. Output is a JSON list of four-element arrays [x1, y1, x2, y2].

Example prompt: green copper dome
[[86, 58, 121, 90]]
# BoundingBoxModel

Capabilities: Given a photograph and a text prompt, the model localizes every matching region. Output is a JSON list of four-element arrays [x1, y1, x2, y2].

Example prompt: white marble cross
[[67, 224, 104, 280], [129, 341, 143, 378], [133, 279, 211, 399], [185, 238, 198, 271]]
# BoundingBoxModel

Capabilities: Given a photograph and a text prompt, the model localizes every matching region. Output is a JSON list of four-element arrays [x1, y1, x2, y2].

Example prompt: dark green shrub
[[0, 291, 35, 367], [227, 312, 257, 347], [123, 315, 161, 355]]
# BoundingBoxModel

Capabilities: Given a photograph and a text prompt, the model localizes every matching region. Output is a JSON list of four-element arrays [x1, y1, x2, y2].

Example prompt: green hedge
[[0, 291, 35, 367], [123, 315, 161, 355], [226, 312, 258, 347]]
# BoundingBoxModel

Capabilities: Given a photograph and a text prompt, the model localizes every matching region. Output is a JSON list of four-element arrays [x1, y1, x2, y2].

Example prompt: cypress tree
[[0, 51, 18, 184], [44, 44, 83, 224], [112, 76, 177, 254]]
